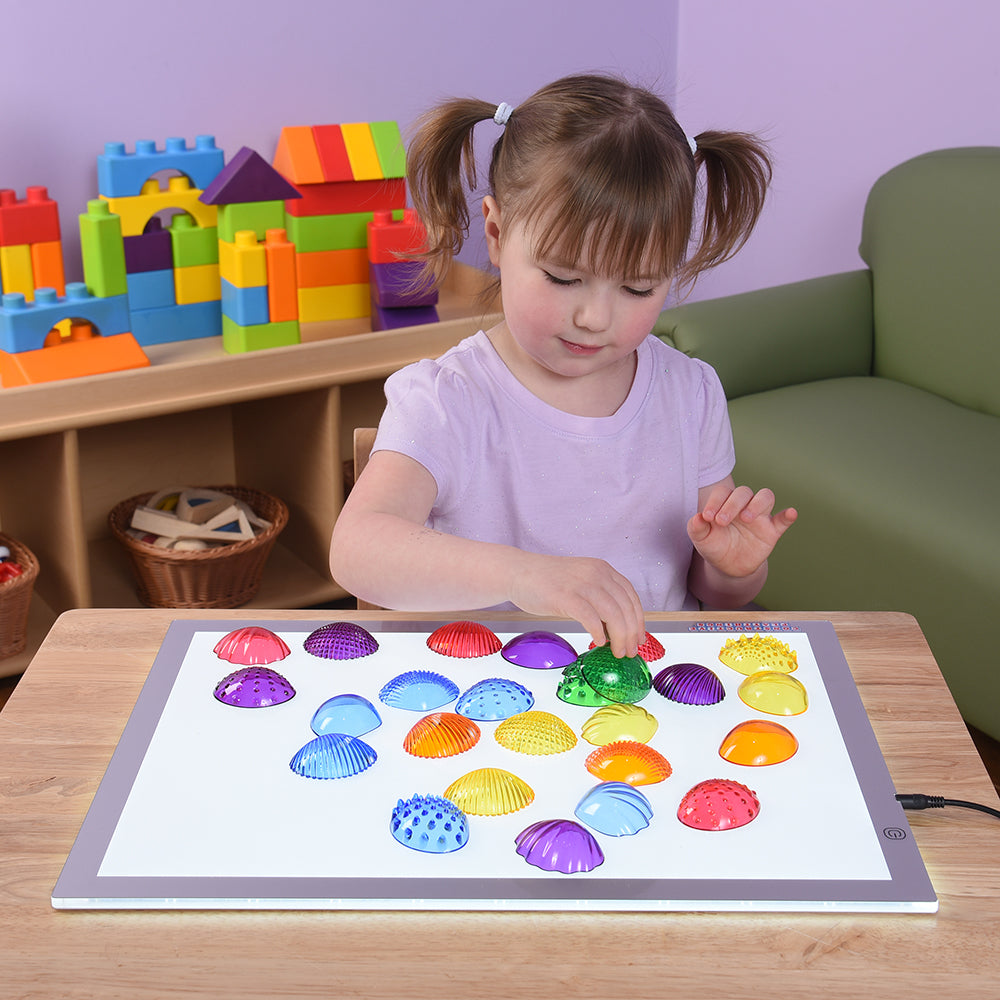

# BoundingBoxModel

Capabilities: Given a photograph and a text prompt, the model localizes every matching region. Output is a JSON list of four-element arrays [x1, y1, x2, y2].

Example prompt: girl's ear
[[482, 196, 502, 267]]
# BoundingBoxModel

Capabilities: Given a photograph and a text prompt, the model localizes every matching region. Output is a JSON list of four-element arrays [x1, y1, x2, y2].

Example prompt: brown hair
[[406, 73, 771, 292]]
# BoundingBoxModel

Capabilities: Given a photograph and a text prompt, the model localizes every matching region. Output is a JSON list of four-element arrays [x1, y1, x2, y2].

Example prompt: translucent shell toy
[[455, 677, 534, 720], [426, 620, 502, 658], [738, 670, 809, 716], [584, 740, 672, 785], [289, 733, 377, 779], [589, 631, 665, 662], [213, 626, 290, 665], [379, 670, 459, 711], [443, 767, 535, 816], [213, 666, 295, 708], [391, 794, 469, 854], [515, 819, 604, 874], [719, 719, 799, 766], [718, 633, 798, 675], [501, 630, 578, 669], [310, 693, 382, 737], [403, 712, 481, 758], [494, 710, 577, 755], [303, 621, 379, 660], [575, 781, 653, 837], [581, 703, 659, 746], [677, 778, 760, 830], [579, 645, 651, 704], [556, 660, 611, 707], [652, 662, 725, 706]]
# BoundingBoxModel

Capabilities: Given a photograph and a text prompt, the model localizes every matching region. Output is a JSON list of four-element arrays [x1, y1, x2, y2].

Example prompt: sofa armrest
[[653, 269, 874, 398]]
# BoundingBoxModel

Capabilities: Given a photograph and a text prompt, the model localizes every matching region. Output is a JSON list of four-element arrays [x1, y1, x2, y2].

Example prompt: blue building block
[[97, 136, 225, 199], [0, 283, 130, 353], [220, 277, 269, 327], [130, 299, 221, 346], [127, 269, 176, 311]]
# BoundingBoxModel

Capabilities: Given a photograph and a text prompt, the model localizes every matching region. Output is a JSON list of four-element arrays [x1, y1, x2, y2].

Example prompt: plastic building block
[[97, 136, 224, 199], [295, 248, 368, 288], [221, 278, 269, 326], [367, 209, 428, 263], [272, 126, 325, 185], [283, 178, 406, 218], [200, 146, 301, 206], [0, 244, 34, 299], [129, 299, 220, 346], [221, 315, 299, 353], [174, 263, 220, 305], [297, 283, 369, 322], [0, 187, 61, 247], [368, 121, 407, 179], [284, 210, 377, 253], [264, 229, 298, 322], [310, 125, 354, 181], [218, 231, 267, 287], [341, 123, 383, 181], [369, 296, 438, 331], [0, 284, 130, 353], [127, 269, 176, 311], [30, 240, 66, 296], [101, 177, 217, 238], [216, 201, 286, 243], [123, 220, 174, 273], [79, 200, 127, 298], [0, 332, 149, 386], [169, 215, 218, 267], [369, 260, 438, 308]]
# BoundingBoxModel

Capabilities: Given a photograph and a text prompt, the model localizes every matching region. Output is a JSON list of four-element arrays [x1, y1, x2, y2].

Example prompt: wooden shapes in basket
[[127, 487, 272, 548]]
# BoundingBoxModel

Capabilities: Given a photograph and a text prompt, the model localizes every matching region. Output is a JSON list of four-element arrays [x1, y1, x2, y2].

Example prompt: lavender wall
[[674, 1, 1000, 301], [2, 0, 678, 282]]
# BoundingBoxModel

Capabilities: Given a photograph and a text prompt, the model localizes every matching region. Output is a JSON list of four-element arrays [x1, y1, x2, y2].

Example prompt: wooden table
[[1, 609, 998, 1000]]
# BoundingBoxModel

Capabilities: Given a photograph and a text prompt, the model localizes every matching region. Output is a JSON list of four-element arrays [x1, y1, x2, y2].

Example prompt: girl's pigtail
[[683, 131, 772, 283], [406, 98, 499, 282]]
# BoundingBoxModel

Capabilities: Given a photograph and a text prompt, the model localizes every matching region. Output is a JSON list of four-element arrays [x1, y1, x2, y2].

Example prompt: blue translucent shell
[[379, 670, 459, 711], [574, 781, 654, 836], [455, 677, 535, 720], [310, 693, 382, 737]]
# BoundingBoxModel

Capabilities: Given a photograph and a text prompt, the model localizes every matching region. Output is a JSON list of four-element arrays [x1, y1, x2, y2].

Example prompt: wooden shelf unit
[[0, 265, 499, 676]]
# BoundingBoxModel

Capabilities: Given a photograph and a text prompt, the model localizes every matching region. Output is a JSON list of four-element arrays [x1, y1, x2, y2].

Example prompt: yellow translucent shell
[[584, 740, 672, 785], [443, 767, 535, 816], [403, 712, 481, 758], [738, 670, 809, 715], [494, 711, 577, 755], [719, 719, 799, 766], [718, 634, 798, 675], [581, 703, 659, 746]]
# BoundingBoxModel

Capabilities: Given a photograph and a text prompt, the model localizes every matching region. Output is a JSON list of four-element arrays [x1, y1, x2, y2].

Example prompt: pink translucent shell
[[427, 621, 502, 658], [677, 778, 761, 831], [515, 819, 604, 873], [589, 632, 665, 662], [213, 626, 291, 665]]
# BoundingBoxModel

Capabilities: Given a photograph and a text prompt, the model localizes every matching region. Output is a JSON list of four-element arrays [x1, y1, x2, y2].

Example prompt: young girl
[[330, 73, 797, 658]]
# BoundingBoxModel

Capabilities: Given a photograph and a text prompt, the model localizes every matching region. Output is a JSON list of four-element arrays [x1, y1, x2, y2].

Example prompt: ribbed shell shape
[[575, 781, 653, 836], [213, 666, 295, 708], [501, 630, 578, 669], [584, 740, 672, 785], [652, 662, 726, 706], [581, 703, 658, 746], [718, 633, 798, 675], [289, 733, 377, 779], [515, 819, 604, 874], [403, 712, 481, 758], [579, 646, 651, 704], [310, 693, 382, 737], [677, 778, 760, 830], [556, 660, 611, 707], [426, 620, 502, 658], [494, 710, 577, 755], [443, 767, 534, 816], [390, 793, 469, 854], [379, 670, 459, 711], [589, 631, 665, 662], [455, 677, 534, 720], [213, 626, 290, 665], [303, 621, 379, 660]]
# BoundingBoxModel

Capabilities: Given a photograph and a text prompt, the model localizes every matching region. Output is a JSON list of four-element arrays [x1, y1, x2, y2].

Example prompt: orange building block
[[272, 126, 325, 185], [295, 248, 368, 288], [264, 228, 298, 322], [30, 240, 67, 295], [0, 332, 149, 386]]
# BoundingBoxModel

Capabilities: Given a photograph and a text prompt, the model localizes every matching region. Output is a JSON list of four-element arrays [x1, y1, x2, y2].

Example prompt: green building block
[[222, 315, 300, 353], [284, 208, 404, 253], [78, 200, 127, 298], [169, 215, 219, 267], [369, 121, 407, 179], [217, 201, 286, 243]]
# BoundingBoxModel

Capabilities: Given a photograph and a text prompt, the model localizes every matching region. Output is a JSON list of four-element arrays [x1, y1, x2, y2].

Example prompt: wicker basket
[[0, 533, 40, 659], [108, 486, 288, 609]]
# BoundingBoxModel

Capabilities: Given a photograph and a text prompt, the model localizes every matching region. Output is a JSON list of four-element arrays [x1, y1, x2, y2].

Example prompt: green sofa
[[655, 147, 1000, 741]]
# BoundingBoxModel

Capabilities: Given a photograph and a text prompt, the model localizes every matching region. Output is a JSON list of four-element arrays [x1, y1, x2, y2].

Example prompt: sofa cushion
[[728, 375, 1000, 733]]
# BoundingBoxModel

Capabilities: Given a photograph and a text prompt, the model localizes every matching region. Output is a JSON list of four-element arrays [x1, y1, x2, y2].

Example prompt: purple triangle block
[[200, 146, 302, 205]]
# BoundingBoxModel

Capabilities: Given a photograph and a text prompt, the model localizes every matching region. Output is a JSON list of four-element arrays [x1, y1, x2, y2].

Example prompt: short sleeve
[[694, 360, 736, 487]]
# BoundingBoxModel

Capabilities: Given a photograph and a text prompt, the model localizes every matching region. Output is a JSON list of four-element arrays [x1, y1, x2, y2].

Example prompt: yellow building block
[[341, 123, 382, 181], [218, 231, 267, 287], [1, 243, 35, 299], [174, 263, 221, 304], [297, 283, 370, 322], [101, 177, 217, 237]]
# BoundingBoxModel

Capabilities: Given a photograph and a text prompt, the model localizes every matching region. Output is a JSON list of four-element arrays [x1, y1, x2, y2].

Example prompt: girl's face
[[483, 197, 671, 397]]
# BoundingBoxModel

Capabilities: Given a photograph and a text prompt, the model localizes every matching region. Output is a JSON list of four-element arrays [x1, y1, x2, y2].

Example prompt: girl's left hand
[[687, 481, 797, 580]]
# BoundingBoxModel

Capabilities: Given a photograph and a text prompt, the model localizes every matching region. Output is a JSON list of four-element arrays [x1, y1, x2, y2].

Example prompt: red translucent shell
[[677, 778, 761, 830], [427, 621, 502, 658], [213, 626, 291, 665]]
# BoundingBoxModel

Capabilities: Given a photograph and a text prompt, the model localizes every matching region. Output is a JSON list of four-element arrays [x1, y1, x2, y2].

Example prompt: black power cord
[[896, 793, 1000, 820]]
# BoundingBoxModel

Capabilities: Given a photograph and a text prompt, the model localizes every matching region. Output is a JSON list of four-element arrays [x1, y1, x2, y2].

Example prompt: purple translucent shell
[[652, 662, 725, 706], [213, 666, 295, 708], [514, 819, 605, 873], [501, 631, 578, 670], [303, 621, 379, 660]]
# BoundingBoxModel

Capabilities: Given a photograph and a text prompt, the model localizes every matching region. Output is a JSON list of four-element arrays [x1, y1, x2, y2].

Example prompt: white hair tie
[[494, 102, 514, 127], [686, 134, 698, 156]]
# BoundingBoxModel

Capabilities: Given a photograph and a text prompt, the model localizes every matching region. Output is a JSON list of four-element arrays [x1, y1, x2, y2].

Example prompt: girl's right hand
[[507, 552, 645, 659]]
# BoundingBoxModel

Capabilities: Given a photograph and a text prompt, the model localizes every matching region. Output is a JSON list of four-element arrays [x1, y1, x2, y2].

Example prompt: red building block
[[0, 187, 61, 247], [311, 125, 354, 182], [366, 209, 428, 264], [284, 178, 406, 218]]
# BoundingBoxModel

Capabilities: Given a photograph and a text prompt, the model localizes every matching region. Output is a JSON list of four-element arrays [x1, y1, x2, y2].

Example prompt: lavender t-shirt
[[373, 331, 734, 611]]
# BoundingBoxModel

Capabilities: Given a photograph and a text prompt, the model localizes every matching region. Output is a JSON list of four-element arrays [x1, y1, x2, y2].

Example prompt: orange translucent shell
[[718, 634, 798, 675], [443, 767, 535, 816], [718, 719, 799, 766], [494, 710, 577, 755], [584, 740, 672, 785], [403, 712, 481, 758]]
